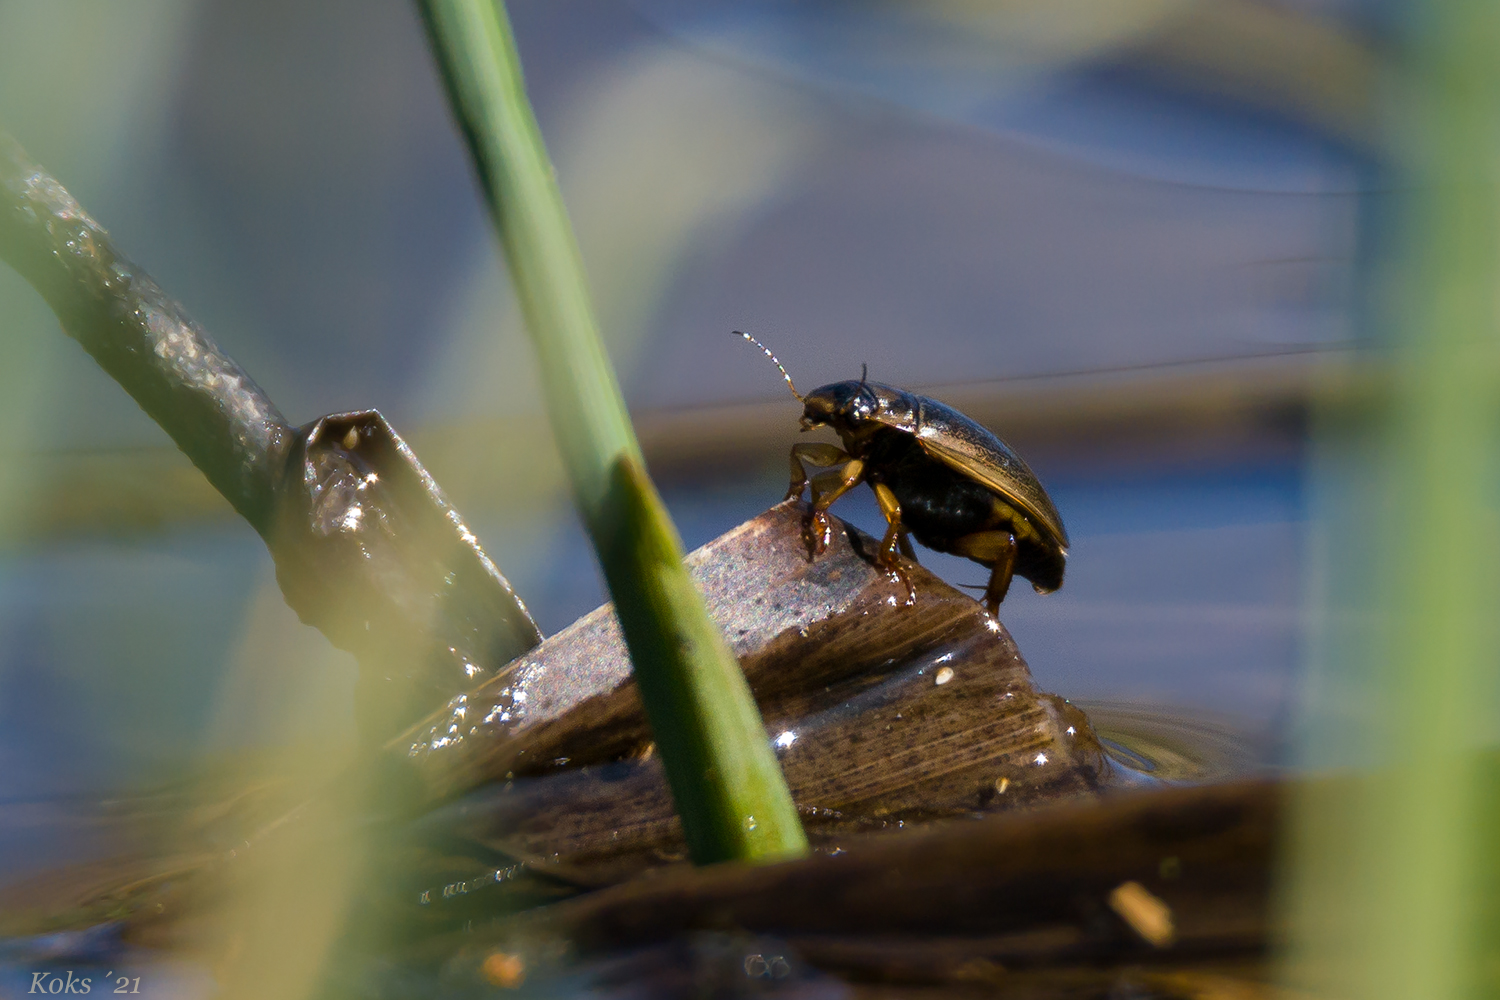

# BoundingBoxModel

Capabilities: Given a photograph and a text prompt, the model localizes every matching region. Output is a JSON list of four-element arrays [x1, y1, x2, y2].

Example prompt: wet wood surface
[[390, 499, 1109, 804]]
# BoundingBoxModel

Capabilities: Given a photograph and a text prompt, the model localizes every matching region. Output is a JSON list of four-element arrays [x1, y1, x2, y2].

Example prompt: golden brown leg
[[871, 482, 917, 606], [951, 529, 1019, 614], [804, 458, 864, 556], [785, 443, 850, 501]]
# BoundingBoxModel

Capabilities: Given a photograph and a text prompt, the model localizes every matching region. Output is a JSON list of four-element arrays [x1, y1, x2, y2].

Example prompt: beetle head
[[732, 334, 905, 441], [800, 380, 883, 433]]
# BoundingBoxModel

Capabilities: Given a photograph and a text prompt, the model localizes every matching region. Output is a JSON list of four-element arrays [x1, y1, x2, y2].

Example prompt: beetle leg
[[951, 530, 1019, 615], [871, 482, 917, 606], [805, 458, 864, 557], [898, 532, 918, 562], [785, 443, 851, 501]]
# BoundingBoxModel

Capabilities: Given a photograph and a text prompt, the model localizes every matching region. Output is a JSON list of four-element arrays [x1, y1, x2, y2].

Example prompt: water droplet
[[935, 666, 954, 686], [744, 815, 758, 831]]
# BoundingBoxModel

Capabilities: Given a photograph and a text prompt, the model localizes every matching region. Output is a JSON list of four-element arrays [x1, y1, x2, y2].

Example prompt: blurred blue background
[[0, 0, 1375, 880]]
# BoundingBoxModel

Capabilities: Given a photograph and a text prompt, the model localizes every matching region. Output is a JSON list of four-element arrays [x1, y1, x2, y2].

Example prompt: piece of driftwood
[[352, 499, 1114, 921], [390, 499, 1108, 799]]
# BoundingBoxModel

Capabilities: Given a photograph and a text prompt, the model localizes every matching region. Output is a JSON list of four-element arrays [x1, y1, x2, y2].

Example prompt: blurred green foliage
[[1285, 2, 1500, 996]]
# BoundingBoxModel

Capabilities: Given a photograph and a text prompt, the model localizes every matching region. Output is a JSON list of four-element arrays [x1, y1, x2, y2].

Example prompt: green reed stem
[[1361, 4, 1500, 994], [416, 0, 807, 864], [1286, 3, 1500, 996]]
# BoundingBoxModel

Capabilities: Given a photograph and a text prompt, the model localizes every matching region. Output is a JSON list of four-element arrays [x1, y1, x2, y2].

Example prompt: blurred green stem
[[1286, 2, 1500, 997], [416, 0, 807, 864], [1365, 3, 1500, 994]]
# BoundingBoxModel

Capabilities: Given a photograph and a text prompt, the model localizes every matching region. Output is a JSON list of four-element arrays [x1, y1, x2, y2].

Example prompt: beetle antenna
[[733, 330, 803, 402], [860, 362, 868, 386]]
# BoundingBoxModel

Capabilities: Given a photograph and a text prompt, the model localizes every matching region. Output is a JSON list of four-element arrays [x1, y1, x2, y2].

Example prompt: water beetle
[[736, 332, 1069, 613]]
